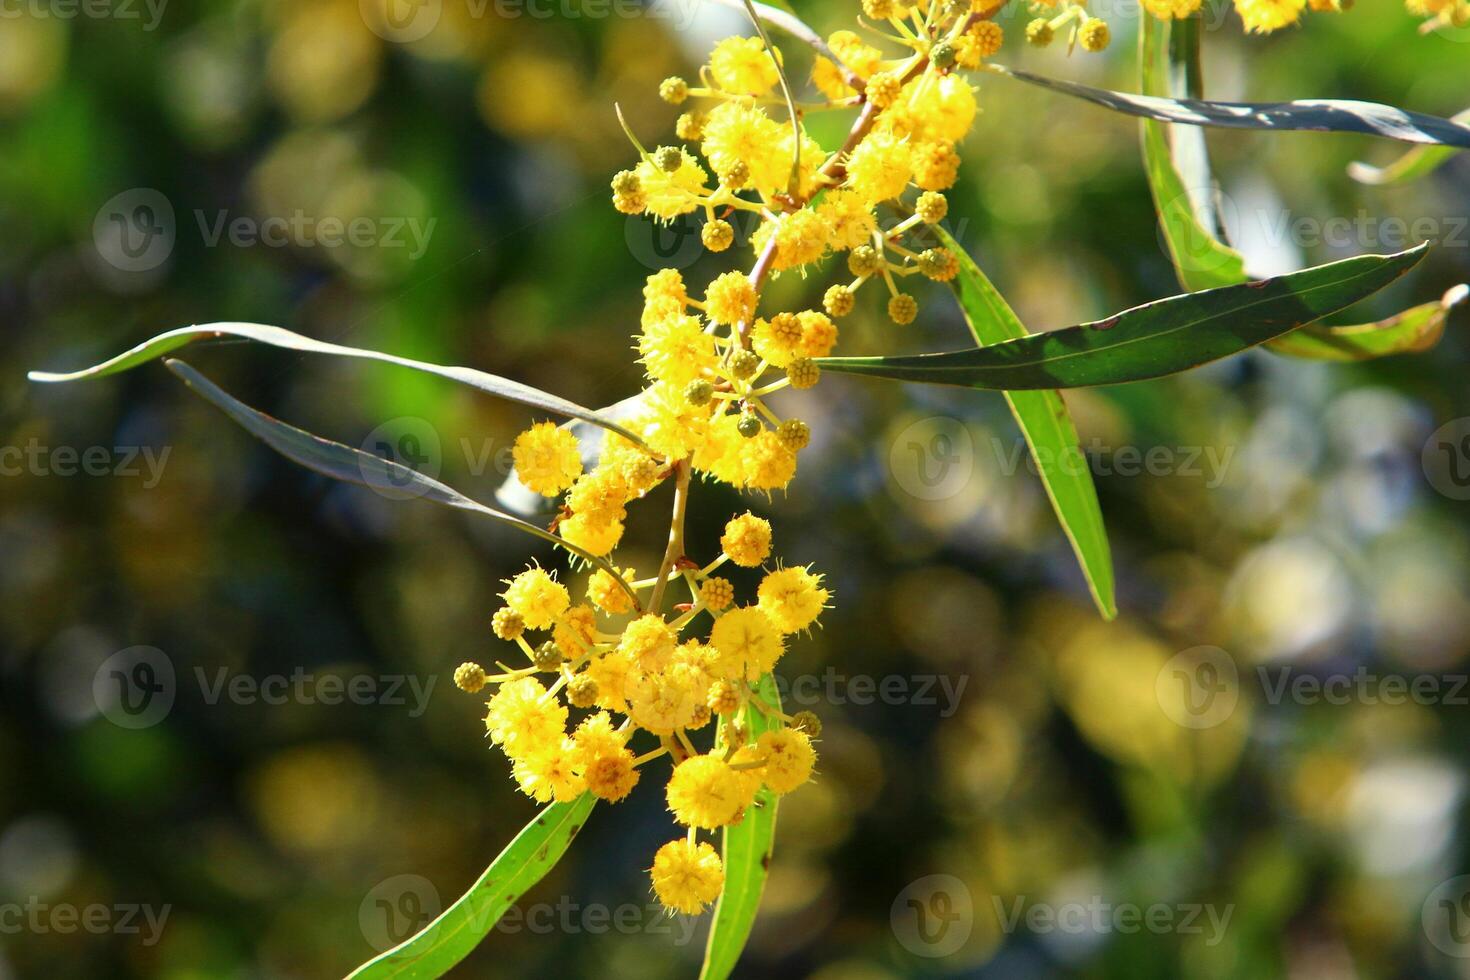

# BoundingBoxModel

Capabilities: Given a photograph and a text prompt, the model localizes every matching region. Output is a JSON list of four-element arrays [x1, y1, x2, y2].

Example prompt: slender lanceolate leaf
[[1268, 284, 1467, 361], [987, 64, 1470, 149], [347, 794, 597, 979], [934, 227, 1115, 621], [1349, 110, 1469, 185], [816, 244, 1428, 390], [162, 359, 640, 608], [1133, 22, 1456, 362], [700, 674, 782, 980], [27, 321, 646, 446], [1139, 16, 1247, 292]]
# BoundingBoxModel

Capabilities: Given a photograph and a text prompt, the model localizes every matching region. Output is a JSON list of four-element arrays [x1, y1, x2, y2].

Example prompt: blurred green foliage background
[[2, 0, 1469, 977]]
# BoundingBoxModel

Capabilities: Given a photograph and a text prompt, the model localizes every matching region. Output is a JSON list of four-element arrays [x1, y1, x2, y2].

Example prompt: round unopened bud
[[1025, 18, 1053, 46], [688, 703, 712, 729], [685, 378, 714, 407], [492, 607, 525, 641], [611, 170, 640, 195], [612, 191, 645, 215], [737, 413, 762, 438], [848, 244, 881, 278], [454, 662, 487, 693], [675, 111, 706, 141], [915, 191, 948, 224], [888, 293, 918, 325], [659, 76, 689, 104], [723, 161, 750, 189], [1079, 18, 1110, 52], [776, 418, 810, 452], [861, 0, 894, 17], [654, 146, 682, 173], [567, 674, 599, 708], [823, 283, 855, 318], [708, 679, 740, 715], [699, 576, 734, 611], [787, 358, 820, 390], [867, 71, 901, 109], [729, 349, 761, 380], [532, 640, 563, 671], [791, 710, 822, 736], [918, 247, 958, 282], [930, 41, 957, 69], [702, 219, 734, 252]]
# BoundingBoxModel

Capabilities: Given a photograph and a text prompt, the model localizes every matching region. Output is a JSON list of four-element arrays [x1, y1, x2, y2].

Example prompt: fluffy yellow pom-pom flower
[[709, 605, 785, 680], [513, 422, 582, 497], [721, 512, 772, 567], [638, 312, 716, 386], [756, 565, 830, 633], [705, 270, 758, 326], [501, 567, 570, 629], [845, 131, 913, 204], [650, 838, 724, 914], [511, 739, 585, 802], [666, 753, 751, 827], [484, 676, 567, 758], [756, 728, 816, 794], [618, 613, 678, 672], [1234, 0, 1306, 31], [708, 35, 779, 97], [587, 565, 637, 614]]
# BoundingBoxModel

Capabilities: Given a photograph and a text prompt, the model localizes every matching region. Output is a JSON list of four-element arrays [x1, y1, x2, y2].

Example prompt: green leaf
[[934, 227, 1115, 620], [1267, 284, 1467, 362], [1349, 110, 1468, 185], [1132, 21, 1457, 363], [27, 321, 645, 446], [162, 359, 640, 607], [986, 64, 1470, 149], [700, 674, 782, 980], [347, 794, 597, 979], [815, 243, 1428, 390], [1139, 16, 1247, 293]]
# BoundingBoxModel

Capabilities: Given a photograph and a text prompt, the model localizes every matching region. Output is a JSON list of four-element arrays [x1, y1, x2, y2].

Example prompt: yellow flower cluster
[[1135, 0, 1448, 33], [460, 0, 1021, 919]]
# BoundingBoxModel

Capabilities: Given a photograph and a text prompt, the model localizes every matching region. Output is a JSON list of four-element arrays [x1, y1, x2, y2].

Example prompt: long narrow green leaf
[[1139, 16, 1247, 292], [987, 64, 1470, 149], [28, 322, 645, 446], [1267, 283, 1467, 361], [347, 794, 597, 979], [934, 227, 1115, 620], [1349, 110, 1469, 185], [162, 359, 640, 607], [700, 674, 782, 980], [817, 245, 1427, 390], [1133, 23, 1457, 363]]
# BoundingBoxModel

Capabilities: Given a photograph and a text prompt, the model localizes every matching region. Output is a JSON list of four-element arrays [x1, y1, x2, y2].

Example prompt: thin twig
[[649, 459, 692, 613]]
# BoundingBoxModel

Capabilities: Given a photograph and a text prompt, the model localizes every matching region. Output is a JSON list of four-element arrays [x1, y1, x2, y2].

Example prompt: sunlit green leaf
[[817, 245, 1427, 389], [700, 673, 782, 980], [934, 226, 1115, 621], [28, 321, 645, 446], [347, 794, 597, 979]]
